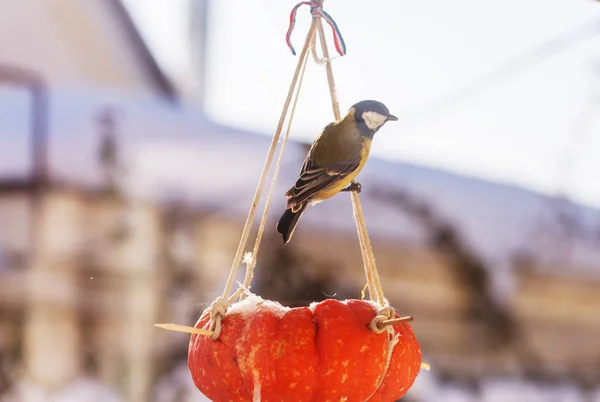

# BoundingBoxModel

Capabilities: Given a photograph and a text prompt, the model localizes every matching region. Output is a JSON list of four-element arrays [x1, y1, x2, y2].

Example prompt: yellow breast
[[311, 138, 371, 202]]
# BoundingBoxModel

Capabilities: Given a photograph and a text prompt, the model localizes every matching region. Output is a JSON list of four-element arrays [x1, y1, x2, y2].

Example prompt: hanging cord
[[242, 1, 342, 295], [313, 17, 387, 307], [178, 19, 320, 336], [155, 0, 413, 342], [154, 9, 331, 340], [314, 14, 403, 390], [241, 39, 313, 296], [220, 20, 318, 302], [155, 0, 429, 376]]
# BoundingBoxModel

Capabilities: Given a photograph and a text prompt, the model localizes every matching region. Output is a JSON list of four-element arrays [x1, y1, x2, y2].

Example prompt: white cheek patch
[[363, 112, 387, 131]]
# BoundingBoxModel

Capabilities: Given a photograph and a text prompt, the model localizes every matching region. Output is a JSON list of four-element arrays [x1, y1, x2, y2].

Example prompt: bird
[[276, 99, 398, 244]]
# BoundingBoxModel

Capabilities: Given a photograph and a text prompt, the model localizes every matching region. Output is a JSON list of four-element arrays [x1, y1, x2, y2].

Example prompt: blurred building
[[0, 1, 175, 401], [0, 1, 599, 402], [0, 0, 175, 97]]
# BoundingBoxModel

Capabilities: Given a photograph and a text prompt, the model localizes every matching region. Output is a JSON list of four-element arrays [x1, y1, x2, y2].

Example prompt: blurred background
[[0, 0, 599, 401]]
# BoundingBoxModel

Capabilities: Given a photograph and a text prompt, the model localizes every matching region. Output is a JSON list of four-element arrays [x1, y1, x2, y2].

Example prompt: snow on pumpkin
[[188, 293, 422, 401]]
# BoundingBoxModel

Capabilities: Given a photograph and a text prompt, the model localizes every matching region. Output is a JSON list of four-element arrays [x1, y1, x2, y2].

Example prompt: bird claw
[[342, 182, 362, 194]]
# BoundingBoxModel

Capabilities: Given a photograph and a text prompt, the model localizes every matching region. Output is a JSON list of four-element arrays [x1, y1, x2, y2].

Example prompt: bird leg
[[341, 182, 361, 194]]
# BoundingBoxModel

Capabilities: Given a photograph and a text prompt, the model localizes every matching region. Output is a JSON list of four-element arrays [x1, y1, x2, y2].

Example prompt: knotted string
[[369, 306, 395, 335], [204, 287, 246, 340], [286, 0, 346, 57]]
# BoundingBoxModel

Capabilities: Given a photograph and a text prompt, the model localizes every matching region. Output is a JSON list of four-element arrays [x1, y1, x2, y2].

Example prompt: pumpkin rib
[[236, 316, 256, 399], [229, 314, 252, 401], [312, 315, 320, 366]]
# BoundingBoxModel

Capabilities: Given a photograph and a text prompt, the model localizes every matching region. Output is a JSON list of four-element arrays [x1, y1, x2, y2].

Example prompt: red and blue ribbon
[[286, 1, 347, 57]]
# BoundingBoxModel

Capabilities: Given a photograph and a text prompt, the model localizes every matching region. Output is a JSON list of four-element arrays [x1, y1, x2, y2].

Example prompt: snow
[[153, 363, 212, 402], [4, 378, 122, 402], [4, 371, 599, 402], [226, 292, 291, 318], [307, 298, 380, 313], [433, 385, 477, 402], [402, 369, 598, 402], [478, 378, 585, 402]]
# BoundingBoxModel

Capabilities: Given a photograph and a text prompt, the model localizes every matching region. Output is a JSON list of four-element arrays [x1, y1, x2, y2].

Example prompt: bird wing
[[285, 157, 360, 210], [284, 119, 364, 210]]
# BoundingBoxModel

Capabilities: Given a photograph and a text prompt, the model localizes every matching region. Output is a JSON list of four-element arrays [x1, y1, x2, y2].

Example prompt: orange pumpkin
[[188, 295, 421, 401]]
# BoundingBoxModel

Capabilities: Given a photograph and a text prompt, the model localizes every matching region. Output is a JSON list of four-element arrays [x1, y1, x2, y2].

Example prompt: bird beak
[[387, 114, 398, 121]]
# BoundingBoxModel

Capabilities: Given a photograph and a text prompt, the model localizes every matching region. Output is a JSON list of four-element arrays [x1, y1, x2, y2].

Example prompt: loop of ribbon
[[286, 1, 346, 57]]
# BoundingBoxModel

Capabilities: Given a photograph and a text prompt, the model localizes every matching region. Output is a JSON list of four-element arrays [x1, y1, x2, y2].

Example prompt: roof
[[105, 0, 177, 100], [0, 87, 598, 279], [0, 0, 176, 99]]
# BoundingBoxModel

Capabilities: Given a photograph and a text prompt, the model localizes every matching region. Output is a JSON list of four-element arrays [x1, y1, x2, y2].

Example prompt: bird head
[[350, 100, 398, 135]]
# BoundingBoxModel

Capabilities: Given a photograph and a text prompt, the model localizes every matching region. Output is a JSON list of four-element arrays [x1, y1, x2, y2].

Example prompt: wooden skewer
[[420, 362, 431, 371], [157, 313, 414, 337], [158, 314, 413, 335], [377, 316, 414, 330], [154, 323, 213, 337]]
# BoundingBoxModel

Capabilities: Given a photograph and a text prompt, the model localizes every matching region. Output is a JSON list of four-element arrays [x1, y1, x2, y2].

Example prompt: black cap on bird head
[[350, 100, 398, 136]]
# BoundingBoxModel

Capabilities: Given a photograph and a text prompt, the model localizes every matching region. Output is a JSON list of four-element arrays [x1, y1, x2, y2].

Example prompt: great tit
[[276, 99, 398, 244]]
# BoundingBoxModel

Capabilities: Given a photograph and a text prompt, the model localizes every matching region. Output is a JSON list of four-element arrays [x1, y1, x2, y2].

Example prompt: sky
[[122, 0, 600, 208]]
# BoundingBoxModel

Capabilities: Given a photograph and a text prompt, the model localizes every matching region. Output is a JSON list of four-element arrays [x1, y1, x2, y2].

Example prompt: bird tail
[[276, 202, 308, 244]]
